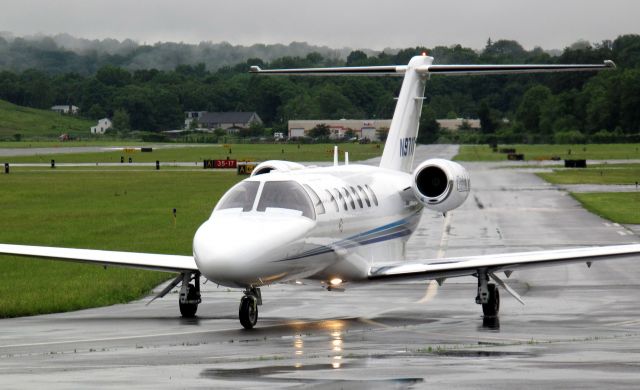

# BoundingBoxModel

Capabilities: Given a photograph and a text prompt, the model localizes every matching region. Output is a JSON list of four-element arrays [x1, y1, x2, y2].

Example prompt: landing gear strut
[[476, 270, 499, 317], [179, 272, 201, 318], [239, 287, 262, 329]]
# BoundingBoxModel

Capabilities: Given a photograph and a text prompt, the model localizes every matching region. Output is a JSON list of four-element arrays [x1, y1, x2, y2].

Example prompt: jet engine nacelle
[[251, 160, 306, 176], [411, 158, 470, 213]]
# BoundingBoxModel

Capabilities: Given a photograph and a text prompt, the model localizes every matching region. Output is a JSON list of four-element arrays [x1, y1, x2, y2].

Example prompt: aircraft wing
[[0, 244, 198, 273], [368, 244, 640, 282]]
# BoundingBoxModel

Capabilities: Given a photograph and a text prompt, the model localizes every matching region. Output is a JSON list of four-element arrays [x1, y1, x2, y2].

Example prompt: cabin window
[[357, 185, 371, 207], [334, 188, 348, 211], [257, 181, 315, 219], [365, 184, 379, 206], [349, 186, 363, 208], [342, 187, 356, 210], [303, 184, 326, 215], [217, 181, 260, 212], [325, 189, 339, 212]]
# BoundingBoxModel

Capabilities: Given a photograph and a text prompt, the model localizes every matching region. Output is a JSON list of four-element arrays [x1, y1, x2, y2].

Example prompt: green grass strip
[[455, 144, 640, 162], [571, 192, 640, 224], [537, 165, 640, 185]]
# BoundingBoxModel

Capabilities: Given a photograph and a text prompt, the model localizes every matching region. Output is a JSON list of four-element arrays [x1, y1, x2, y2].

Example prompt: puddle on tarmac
[[201, 363, 423, 387], [435, 350, 533, 358]]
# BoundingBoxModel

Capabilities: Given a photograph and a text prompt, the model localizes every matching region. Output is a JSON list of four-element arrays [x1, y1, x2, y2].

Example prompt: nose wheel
[[239, 287, 262, 329]]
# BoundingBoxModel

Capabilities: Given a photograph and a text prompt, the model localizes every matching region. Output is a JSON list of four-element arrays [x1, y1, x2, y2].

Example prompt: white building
[[289, 118, 482, 140], [438, 118, 481, 131], [91, 118, 113, 135], [288, 119, 392, 140], [51, 105, 79, 115]]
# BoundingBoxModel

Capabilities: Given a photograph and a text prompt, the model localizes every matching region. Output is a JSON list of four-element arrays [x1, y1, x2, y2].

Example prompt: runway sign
[[204, 159, 238, 169], [237, 162, 256, 175]]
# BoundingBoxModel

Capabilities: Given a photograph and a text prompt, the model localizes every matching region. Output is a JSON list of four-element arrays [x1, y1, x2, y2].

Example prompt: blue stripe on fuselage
[[274, 210, 421, 262]]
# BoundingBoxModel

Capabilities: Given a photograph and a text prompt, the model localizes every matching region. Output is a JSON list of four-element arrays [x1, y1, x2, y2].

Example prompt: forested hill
[[0, 33, 639, 144], [0, 33, 357, 74]]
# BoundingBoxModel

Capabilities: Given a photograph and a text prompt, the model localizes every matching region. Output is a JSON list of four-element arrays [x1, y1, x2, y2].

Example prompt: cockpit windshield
[[217, 181, 260, 212], [256, 181, 315, 219]]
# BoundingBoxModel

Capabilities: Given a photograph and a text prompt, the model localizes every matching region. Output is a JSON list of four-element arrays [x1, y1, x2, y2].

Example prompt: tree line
[[0, 35, 639, 143]]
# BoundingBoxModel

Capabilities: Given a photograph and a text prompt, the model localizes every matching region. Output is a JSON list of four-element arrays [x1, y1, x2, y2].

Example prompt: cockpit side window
[[303, 184, 326, 215], [257, 181, 315, 219], [217, 181, 260, 212]]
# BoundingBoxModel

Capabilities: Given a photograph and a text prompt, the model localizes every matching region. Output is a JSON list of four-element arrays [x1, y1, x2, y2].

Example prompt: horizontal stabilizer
[[249, 65, 406, 76], [426, 61, 615, 76], [250, 61, 615, 77]]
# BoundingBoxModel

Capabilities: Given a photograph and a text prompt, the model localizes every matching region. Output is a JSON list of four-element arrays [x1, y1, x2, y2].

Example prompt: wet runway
[[1, 145, 640, 388]]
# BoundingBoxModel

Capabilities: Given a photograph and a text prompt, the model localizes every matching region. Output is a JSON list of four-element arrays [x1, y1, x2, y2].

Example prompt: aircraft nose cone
[[193, 214, 314, 287]]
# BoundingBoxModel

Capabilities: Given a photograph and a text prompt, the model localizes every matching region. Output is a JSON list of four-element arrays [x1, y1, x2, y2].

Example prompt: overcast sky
[[1, 0, 638, 50]]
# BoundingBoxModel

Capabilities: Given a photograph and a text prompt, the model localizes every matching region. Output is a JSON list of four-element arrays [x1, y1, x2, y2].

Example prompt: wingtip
[[604, 60, 616, 69], [249, 65, 262, 73]]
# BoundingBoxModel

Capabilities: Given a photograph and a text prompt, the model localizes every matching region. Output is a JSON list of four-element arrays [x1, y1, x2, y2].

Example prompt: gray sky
[[1, 0, 638, 50]]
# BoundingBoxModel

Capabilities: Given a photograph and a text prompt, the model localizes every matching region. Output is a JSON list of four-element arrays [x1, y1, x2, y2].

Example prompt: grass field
[[571, 193, 640, 224], [537, 164, 640, 185], [2, 143, 384, 164], [0, 169, 242, 317], [0, 100, 95, 139], [0, 141, 157, 149], [454, 144, 640, 162]]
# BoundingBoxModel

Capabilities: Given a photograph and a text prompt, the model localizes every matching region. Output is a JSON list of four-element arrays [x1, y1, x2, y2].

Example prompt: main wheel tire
[[179, 284, 198, 318], [482, 283, 500, 317], [239, 296, 258, 329]]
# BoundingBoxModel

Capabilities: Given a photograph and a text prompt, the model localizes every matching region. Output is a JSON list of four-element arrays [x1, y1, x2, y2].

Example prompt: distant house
[[51, 105, 79, 115], [437, 118, 481, 131], [184, 111, 262, 133], [91, 118, 113, 135]]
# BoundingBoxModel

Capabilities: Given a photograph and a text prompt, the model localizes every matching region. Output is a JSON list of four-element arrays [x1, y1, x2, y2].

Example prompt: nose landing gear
[[239, 287, 262, 329], [179, 272, 201, 318]]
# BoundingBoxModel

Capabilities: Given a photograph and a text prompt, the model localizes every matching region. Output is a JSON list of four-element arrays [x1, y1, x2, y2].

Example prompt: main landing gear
[[476, 270, 500, 317], [239, 287, 262, 329], [179, 272, 201, 318]]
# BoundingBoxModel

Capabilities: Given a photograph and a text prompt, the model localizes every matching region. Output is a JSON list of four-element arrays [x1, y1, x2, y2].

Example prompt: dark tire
[[239, 296, 258, 329], [179, 284, 199, 318], [482, 283, 500, 317]]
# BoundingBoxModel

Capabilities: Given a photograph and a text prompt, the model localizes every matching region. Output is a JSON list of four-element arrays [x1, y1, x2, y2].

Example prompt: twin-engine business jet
[[2, 55, 639, 329]]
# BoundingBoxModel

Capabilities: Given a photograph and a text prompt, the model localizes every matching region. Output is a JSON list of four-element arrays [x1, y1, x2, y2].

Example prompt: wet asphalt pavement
[[1, 145, 639, 389]]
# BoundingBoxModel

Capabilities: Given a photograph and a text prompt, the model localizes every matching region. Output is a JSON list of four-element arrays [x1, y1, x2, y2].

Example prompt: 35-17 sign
[[204, 159, 237, 169]]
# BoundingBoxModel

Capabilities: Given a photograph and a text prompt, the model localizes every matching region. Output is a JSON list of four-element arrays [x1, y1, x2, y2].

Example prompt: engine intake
[[251, 160, 305, 176], [411, 158, 470, 213]]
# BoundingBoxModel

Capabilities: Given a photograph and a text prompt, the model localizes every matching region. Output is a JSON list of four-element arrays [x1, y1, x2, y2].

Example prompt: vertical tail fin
[[379, 55, 432, 172]]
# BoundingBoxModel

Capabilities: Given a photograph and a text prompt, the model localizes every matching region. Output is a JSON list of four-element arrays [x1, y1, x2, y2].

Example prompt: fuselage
[[192, 164, 424, 288]]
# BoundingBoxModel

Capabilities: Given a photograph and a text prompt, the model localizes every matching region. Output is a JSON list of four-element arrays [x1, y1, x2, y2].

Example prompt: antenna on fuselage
[[333, 146, 338, 166], [345, 152, 349, 165]]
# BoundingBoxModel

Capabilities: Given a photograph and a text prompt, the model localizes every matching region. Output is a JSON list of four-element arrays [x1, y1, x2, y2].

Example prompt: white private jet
[[2, 54, 638, 329]]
